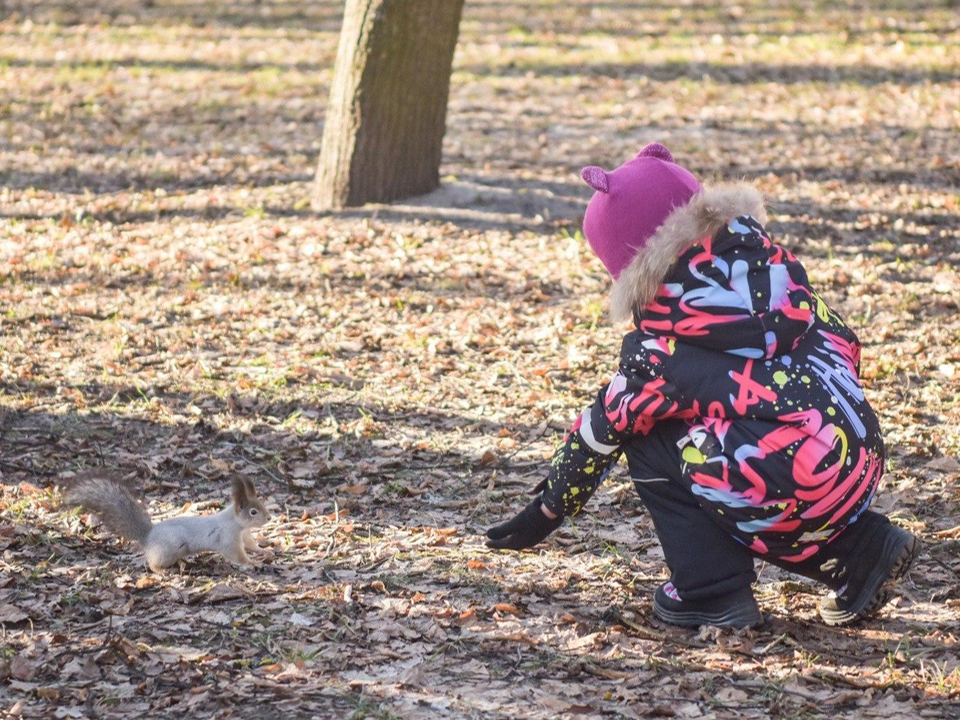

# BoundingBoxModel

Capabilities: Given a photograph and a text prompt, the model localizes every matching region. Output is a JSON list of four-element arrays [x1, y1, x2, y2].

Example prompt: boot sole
[[820, 529, 920, 627], [653, 598, 762, 629]]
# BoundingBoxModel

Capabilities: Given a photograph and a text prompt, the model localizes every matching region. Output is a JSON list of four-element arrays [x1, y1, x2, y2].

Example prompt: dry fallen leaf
[[925, 456, 960, 474], [0, 605, 29, 624], [339, 484, 368, 495], [493, 603, 522, 617], [9, 656, 36, 682]]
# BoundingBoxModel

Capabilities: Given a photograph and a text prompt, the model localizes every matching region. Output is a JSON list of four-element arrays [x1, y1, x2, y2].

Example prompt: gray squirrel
[[64, 471, 269, 572]]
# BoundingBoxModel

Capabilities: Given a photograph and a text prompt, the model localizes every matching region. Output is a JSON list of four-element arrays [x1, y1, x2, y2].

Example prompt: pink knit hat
[[581, 143, 702, 279]]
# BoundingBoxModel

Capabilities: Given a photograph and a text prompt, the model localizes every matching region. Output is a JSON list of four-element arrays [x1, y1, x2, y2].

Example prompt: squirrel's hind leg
[[145, 545, 179, 572]]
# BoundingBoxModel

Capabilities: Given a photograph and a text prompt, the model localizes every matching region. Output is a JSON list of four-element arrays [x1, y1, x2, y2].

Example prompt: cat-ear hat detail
[[581, 143, 766, 322]]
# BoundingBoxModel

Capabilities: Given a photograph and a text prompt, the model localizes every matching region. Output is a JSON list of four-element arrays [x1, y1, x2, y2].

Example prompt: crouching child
[[486, 143, 919, 628]]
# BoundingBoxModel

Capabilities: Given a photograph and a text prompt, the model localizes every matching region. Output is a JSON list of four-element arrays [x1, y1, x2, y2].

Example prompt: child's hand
[[485, 498, 563, 550]]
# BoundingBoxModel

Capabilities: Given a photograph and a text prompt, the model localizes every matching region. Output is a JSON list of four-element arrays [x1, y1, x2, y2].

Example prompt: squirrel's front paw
[[242, 531, 264, 553]]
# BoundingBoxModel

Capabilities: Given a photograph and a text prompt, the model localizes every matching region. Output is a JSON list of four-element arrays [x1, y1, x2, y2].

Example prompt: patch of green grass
[[53, 62, 113, 84], [919, 661, 960, 696], [95, 693, 122, 708], [28, 251, 60, 272], [248, 66, 287, 97], [347, 693, 403, 720], [282, 645, 320, 665], [1, 491, 55, 522], [897, 290, 922, 313], [27, 552, 57, 582], [58, 588, 85, 607]]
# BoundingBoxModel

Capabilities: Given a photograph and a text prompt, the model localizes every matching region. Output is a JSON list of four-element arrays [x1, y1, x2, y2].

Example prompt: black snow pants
[[624, 420, 893, 601]]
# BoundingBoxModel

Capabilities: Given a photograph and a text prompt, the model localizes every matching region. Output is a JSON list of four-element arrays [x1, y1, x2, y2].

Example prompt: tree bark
[[313, 0, 465, 210]]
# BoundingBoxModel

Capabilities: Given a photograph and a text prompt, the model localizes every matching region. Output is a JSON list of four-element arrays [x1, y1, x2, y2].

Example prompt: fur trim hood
[[610, 183, 767, 323]]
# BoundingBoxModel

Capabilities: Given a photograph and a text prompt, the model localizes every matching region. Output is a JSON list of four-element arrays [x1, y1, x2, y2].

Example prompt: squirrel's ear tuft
[[581, 166, 610, 193], [231, 477, 247, 508], [242, 477, 257, 498]]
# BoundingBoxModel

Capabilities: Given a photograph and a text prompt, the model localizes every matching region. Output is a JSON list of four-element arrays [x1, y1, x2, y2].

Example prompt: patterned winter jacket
[[542, 184, 883, 561]]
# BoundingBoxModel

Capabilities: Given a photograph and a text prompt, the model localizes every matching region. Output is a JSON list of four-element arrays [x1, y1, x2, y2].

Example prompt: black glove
[[486, 497, 563, 550]]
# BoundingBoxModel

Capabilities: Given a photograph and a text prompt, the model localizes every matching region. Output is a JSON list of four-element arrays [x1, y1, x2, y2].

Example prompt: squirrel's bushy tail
[[63, 472, 153, 545]]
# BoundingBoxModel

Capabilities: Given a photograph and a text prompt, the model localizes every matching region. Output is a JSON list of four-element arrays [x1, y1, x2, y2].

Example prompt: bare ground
[[1, 1, 959, 718]]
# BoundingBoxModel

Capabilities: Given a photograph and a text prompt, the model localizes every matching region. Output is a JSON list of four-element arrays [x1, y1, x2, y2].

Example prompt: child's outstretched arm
[[485, 345, 689, 550], [538, 390, 625, 517]]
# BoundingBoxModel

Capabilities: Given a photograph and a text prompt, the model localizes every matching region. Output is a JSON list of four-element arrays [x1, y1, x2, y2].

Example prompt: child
[[486, 143, 919, 628]]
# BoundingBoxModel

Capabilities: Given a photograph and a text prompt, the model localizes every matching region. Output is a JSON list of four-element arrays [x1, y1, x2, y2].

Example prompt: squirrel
[[63, 471, 269, 572]]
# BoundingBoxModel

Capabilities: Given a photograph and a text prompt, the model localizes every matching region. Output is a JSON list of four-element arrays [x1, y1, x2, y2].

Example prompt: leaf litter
[[1, 0, 959, 718]]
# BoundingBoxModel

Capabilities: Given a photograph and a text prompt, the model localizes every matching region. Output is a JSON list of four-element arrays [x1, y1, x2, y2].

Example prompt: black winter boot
[[653, 582, 762, 629], [819, 523, 920, 626]]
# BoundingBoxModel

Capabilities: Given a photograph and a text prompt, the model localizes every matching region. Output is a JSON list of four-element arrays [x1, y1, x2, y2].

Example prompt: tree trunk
[[313, 0, 465, 210]]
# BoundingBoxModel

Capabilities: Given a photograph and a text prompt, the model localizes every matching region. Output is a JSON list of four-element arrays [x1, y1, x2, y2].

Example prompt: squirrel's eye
[[249, 508, 259, 516]]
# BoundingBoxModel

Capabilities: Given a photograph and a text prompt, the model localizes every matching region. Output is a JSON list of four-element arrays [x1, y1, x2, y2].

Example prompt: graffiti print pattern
[[541, 215, 883, 561]]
